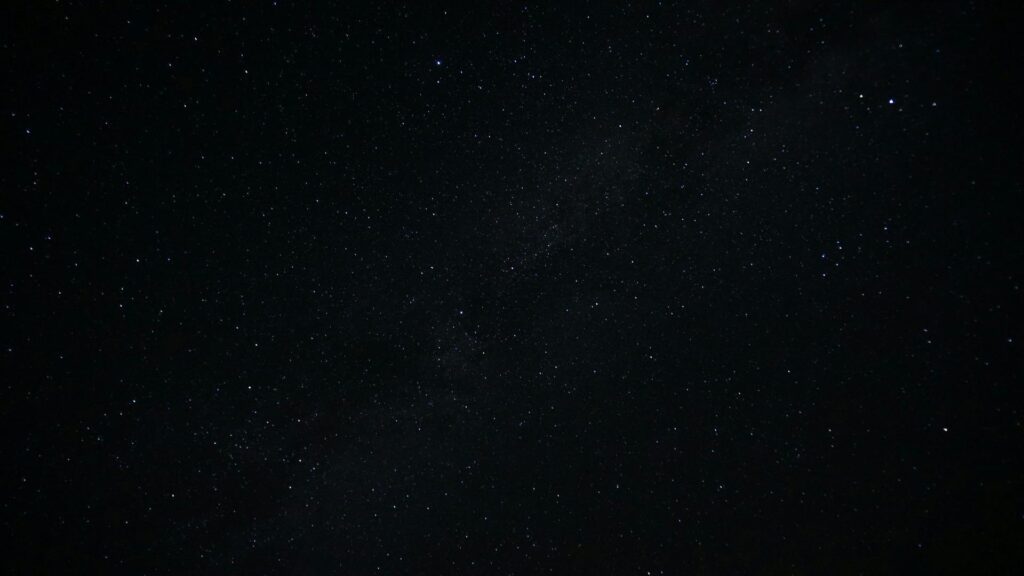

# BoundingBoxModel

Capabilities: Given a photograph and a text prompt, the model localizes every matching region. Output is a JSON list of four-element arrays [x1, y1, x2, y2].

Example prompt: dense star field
[[2, 2, 1021, 574]]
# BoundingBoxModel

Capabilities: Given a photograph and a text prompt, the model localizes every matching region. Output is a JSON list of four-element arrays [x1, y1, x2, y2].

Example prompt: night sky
[[3, 2, 1022, 574]]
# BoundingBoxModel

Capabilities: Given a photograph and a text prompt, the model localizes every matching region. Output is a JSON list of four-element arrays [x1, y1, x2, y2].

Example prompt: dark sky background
[[2, 1, 1022, 574]]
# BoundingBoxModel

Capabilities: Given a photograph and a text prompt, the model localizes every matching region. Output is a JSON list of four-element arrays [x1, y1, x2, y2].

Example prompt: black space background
[[2, 1, 1022, 574]]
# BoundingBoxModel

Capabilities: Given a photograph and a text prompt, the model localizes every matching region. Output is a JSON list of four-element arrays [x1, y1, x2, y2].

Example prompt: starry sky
[[3, 1, 1022, 574]]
